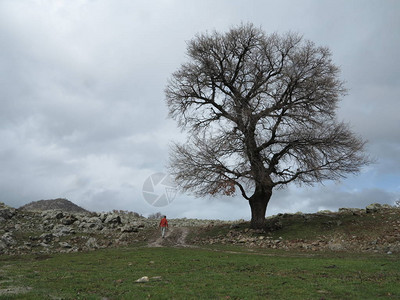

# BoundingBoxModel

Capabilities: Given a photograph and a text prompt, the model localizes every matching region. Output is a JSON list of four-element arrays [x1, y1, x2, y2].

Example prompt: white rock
[[59, 242, 72, 248], [135, 276, 149, 283], [86, 237, 99, 249], [1, 232, 16, 246], [104, 214, 122, 224]]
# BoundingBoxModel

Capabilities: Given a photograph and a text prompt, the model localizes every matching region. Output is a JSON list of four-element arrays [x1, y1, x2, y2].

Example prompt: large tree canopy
[[165, 24, 369, 229]]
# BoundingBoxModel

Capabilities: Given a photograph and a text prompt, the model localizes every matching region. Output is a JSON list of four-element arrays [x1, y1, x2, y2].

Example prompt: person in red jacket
[[159, 215, 168, 238]]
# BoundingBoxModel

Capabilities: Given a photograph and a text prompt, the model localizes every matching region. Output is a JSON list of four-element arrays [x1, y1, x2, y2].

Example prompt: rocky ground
[[0, 202, 228, 255], [1, 201, 400, 255], [193, 204, 400, 254]]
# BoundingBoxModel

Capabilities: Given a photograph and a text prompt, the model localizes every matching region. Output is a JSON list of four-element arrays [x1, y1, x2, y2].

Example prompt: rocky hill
[[0, 201, 229, 256], [193, 203, 400, 254], [19, 198, 89, 213], [0, 202, 399, 256]]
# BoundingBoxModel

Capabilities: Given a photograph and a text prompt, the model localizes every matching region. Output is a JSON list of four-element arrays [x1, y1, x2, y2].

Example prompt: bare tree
[[165, 24, 370, 229]]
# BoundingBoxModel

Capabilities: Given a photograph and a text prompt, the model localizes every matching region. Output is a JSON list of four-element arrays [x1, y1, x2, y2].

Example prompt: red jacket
[[159, 217, 168, 227]]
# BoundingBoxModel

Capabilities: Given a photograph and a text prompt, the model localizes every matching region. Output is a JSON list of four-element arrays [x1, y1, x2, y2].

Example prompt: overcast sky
[[0, 0, 399, 220]]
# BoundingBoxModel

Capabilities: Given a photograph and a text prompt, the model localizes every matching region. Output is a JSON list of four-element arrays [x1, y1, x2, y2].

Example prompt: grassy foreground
[[1, 246, 399, 299]]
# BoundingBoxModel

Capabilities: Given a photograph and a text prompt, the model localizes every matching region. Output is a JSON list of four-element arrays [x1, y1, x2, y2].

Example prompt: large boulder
[[338, 208, 364, 215], [104, 213, 122, 225], [317, 210, 334, 215], [62, 215, 77, 225], [80, 216, 103, 230], [99, 213, 108, 222], [120, 224, 139, 233], [42, 210, 64, 220], [1, 232, 16, 246], [132, 221, 145, 228], [52, 224, 75, 237], [366, 203, 382, 213], [59, 242, 72, 248], [0, 202, 16, 221]]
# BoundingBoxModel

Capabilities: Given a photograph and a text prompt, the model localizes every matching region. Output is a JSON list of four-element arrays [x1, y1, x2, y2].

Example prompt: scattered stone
[[87, 216, 103, 224], [52, 225, 75, 237], [135, 276, 149, 283], [0, 205, 16, 220], [0, 240, 7, 250], [39, 233, 54, 243], [1, 201, 399, 256], [328, 242, 344, 251], [120, 225, 138, 233], [132, 221, 145, 228], [80, 218, 104, 231], [2, 233, 16, 246], [62, 215, 77, 225], [86, 237, 99, 249], [338, 208, 364, 215], [42, 210, 64, 220], [59, 242, 72, 248]]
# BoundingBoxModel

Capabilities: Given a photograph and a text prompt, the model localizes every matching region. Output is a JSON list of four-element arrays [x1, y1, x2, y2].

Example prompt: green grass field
[[1, 245, 399, 299]]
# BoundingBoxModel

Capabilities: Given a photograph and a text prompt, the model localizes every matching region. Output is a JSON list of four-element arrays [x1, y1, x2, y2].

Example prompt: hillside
[[19, 198, 89, 213], [0, 201, 399, 256], [191, 204, 400, 254]]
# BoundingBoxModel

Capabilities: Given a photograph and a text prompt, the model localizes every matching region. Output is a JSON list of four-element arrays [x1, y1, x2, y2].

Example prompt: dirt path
[[148, 227, 191, 248], [146, 228, 304, 257]]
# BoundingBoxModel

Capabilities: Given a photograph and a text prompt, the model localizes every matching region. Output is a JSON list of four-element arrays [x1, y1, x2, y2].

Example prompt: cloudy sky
[[0, 0, 399, 220]]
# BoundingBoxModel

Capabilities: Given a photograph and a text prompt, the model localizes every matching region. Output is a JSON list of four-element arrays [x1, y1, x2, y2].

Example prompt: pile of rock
[[195, 229, 400, 253], [365, 203, 393, 213], [0, 201, 233, 256], [1, 201, 399, 255], [0, 202, 16, 223], [0, 205, 153, 255], [194, 204, 400, 254], [167, 218, 231, 227]]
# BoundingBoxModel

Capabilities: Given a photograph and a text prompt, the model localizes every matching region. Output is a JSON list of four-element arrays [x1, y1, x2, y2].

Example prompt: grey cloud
[[0, 1, 399, 219], [269, 185, 399, 215]]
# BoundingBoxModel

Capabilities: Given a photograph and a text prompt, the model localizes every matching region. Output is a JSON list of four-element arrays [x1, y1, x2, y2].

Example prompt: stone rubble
[[0, 201, 229, 255], [0, 201, 399, 255], [193, 203, 400, 254]]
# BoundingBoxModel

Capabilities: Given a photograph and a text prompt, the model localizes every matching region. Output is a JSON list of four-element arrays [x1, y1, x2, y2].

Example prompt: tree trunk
[[249, 186, 272, 229]]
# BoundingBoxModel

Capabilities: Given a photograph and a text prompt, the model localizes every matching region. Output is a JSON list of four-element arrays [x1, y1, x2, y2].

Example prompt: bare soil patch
[[148, 227, 191, 248], [0, 286, 32, 296]]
